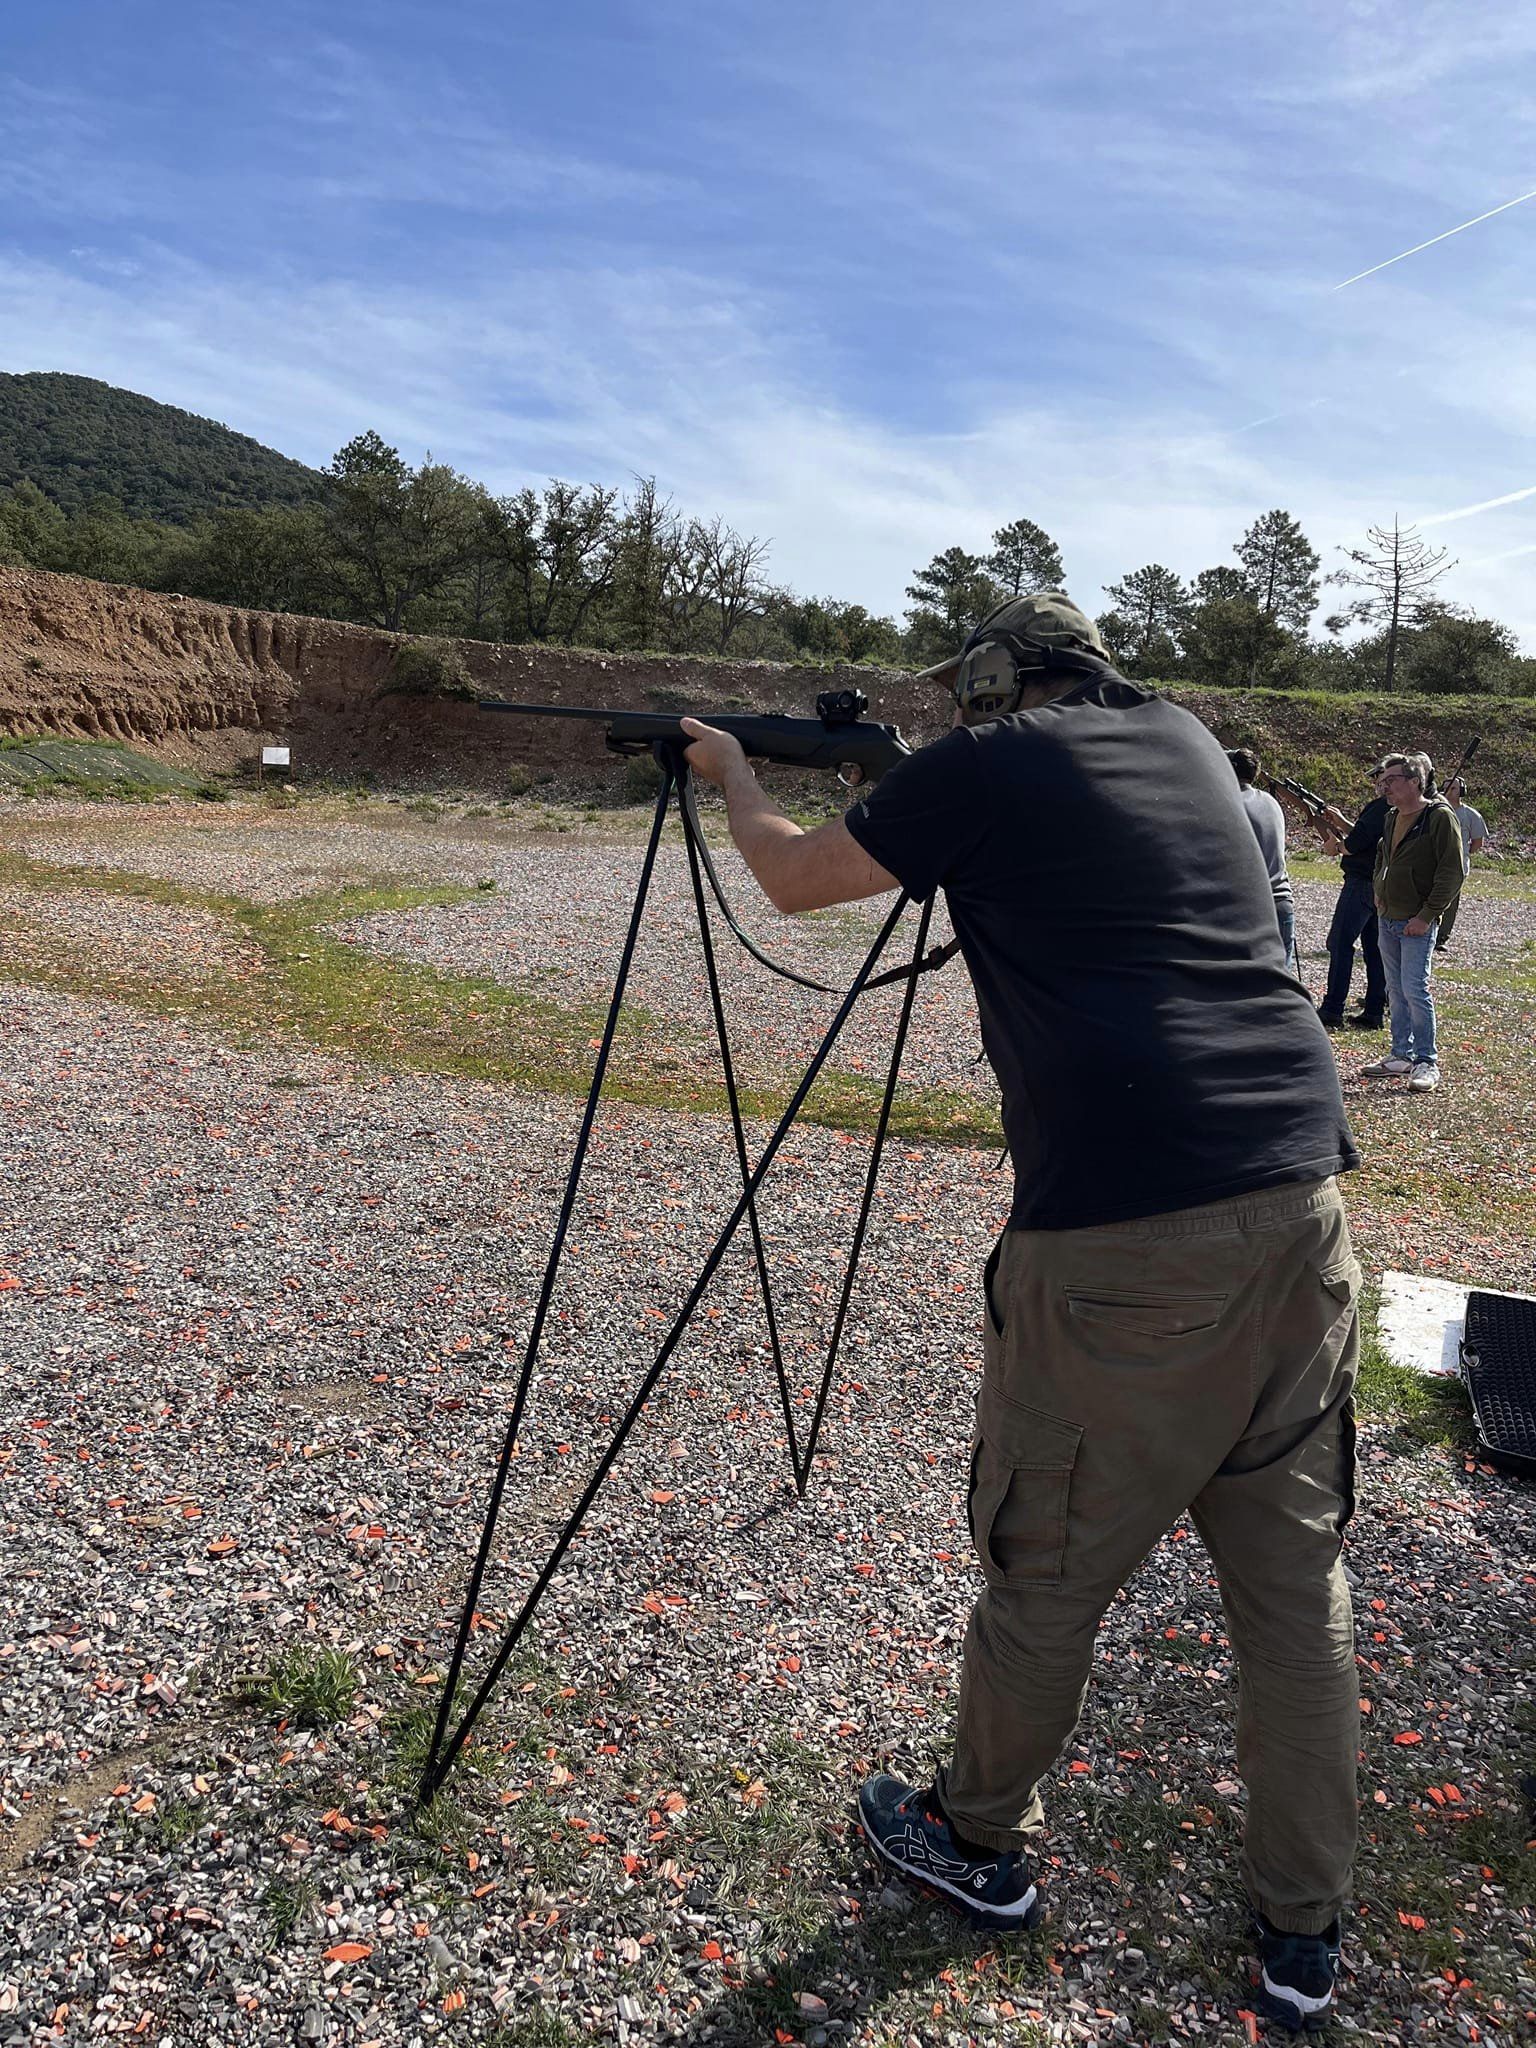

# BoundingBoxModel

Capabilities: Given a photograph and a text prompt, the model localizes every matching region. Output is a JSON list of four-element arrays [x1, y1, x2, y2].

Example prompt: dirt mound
[[0, 567, 944, 794], [2, 567, 1531, 831]]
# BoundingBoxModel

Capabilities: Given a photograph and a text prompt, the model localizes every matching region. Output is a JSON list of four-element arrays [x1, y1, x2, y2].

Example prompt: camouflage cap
[[915, 589, 1106, 691]]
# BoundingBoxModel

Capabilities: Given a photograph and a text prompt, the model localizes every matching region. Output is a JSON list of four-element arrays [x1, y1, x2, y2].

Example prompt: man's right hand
[[680, 718, 751, 790]]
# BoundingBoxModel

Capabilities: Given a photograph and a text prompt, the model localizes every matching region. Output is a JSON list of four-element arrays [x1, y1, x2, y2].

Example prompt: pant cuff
[[1250, 1893, 1346, 1937], [935, 1769, 1038, 1855]]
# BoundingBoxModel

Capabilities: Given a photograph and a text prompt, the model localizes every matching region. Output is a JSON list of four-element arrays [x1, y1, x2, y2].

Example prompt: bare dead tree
[[698, 516, 773, 650], [1328, 519, 1455, 692]]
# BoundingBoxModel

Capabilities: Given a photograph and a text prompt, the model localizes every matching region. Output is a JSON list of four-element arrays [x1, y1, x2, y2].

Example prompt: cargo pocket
[[1316, 1254, 1362, 1376], [968, 1379, 1083, 1590]]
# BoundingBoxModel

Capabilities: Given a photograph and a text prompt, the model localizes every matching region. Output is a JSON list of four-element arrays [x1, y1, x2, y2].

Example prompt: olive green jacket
[[1374, 799, 1464, 922]]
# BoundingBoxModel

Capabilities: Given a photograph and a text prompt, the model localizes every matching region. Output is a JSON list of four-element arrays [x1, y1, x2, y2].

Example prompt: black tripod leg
[[419, 766, 676, 1796], [797, 894, 935, 1479], [418, 889, 911, 1802], [674, 765, 805, 1489]]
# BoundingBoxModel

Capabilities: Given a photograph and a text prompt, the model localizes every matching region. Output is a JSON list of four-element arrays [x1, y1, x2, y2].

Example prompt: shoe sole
[[1254, 1980, 1334, 2032], [857, 1810, 1043, 1931]]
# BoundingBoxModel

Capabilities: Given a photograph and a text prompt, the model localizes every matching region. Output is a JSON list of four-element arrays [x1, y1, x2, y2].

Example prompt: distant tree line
[[1, 426, 1531, 694], [907, 508, 1536, 697]]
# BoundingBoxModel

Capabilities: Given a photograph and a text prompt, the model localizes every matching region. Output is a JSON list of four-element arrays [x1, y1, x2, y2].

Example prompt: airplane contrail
[[1417, 483, 1536, 528], [1333, 183, 1536, 290], [1463, 540, 1536, 569]]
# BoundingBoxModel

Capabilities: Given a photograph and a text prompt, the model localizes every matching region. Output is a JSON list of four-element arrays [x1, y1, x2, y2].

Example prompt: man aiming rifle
[[1313, 769, 1392, 1032], [681, 591, 1362, 2034]]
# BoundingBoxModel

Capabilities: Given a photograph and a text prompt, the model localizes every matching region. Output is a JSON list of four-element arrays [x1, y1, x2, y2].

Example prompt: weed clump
[[239, 1643, 357, 1729]]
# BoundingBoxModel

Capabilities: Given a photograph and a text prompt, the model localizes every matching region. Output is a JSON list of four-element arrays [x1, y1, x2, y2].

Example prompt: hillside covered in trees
[[0, 372, 320, 523], [1, 373, 1531, 696]]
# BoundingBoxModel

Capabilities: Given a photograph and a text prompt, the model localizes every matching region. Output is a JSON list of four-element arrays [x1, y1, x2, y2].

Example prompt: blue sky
[[4, 0, 1536, 642]]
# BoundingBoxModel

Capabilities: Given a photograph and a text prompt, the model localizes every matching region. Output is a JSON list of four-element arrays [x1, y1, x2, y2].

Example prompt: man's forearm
[[720, 758, 807, 903]]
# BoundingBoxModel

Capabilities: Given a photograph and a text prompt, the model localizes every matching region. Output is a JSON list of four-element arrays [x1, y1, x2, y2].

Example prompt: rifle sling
[[676, 766, 961, 996]]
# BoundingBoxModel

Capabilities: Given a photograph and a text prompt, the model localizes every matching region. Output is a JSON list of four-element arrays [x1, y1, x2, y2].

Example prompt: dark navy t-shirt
[[843, 672, 1359, 1230]]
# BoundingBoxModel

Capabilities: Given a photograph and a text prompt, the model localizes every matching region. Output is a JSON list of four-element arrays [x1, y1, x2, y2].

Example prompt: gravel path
[[8, 804, 504, 905], [0, 887, 264, 985], [2, 973, 1532, 2045]]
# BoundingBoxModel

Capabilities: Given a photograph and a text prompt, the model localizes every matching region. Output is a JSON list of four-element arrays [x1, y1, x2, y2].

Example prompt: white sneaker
[[1361, 1055, 1413, 1078], [1409, 1062, 1441, 1091]]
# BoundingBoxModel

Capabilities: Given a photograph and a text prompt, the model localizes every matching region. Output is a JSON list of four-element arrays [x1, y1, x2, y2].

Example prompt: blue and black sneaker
[[1252, 1912, 1341, 2031], [857, 1773, 1040, 1931]]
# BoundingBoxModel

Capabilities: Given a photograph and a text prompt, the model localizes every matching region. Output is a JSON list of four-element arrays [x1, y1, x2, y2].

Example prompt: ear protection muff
[[951, 622, 1108, 720], [951, 631, 1035, 719]]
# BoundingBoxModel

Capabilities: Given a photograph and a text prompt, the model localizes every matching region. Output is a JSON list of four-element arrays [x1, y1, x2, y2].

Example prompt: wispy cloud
[[5, 1, 1536, 649]]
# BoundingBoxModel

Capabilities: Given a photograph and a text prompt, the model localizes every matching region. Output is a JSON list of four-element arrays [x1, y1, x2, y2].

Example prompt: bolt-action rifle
[[1263, 771, 1335, 821], [1442, 734, 1482, 793], [477, 686, 909, 787], [477, 688, 953, 995]]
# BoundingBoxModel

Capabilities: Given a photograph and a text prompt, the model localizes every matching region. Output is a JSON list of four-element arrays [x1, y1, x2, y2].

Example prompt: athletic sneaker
[[1360, 1054, 1413, 1077], [857, 1773, 1040, 1930], [1409, 1061, 1441, 1092], [1252, 1911, 1341, 2031]]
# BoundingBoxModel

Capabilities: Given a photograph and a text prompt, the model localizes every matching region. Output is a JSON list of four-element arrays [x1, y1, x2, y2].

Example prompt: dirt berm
[[1, 566, 1530, 828]]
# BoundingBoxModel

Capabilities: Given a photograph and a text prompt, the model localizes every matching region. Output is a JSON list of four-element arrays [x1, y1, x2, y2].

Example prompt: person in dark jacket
[[1361, 752, 1463, 1093], [1316, 770, 1390, 1029]]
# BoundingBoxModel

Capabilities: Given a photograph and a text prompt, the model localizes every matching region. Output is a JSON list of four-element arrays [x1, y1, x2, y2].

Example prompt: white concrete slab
[[1377, 1271, 1536, 1377], [1377, 1272, 1470, 1377]]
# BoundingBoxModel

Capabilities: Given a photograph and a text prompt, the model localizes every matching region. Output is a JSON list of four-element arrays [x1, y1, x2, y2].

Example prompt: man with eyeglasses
[[1361, 753, 1464, 1093]]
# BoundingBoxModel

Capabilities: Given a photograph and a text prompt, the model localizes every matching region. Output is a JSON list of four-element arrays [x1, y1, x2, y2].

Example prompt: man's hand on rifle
[[680, 718, 750, 790]]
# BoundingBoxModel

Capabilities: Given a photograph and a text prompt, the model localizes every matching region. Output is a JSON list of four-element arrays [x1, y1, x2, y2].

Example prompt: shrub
[[385, 637, 475, 699]]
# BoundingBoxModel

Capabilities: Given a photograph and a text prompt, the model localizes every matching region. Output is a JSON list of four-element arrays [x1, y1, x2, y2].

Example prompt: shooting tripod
[[418, 745, 947, 1801]]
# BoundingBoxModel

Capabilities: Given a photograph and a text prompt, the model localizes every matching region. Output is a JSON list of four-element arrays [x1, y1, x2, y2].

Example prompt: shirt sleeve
[[1420, 811, 1465, 920], [1345, 797, 1388, 859], [842, 726, 989, 903]]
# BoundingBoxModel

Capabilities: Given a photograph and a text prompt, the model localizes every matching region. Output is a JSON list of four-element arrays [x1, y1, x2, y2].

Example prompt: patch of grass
[[1353, 1285, 1472, 1450], [149, 1793, 201, 1848], [0, 851, 1002, 1148], [238, 1644, 357, 1730], [0, 736, 203, 797], [484, 2010, 581, 2048], [262, 1871, 320, 1945]]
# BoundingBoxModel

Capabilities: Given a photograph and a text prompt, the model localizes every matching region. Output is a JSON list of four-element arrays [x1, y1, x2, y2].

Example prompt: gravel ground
[[0, 983, 1531, 2039], [0, 888, 264, 985], [1, 806, 1533, 2046], [8, 804, 503, 905], [328, 854, 1536, 1111]]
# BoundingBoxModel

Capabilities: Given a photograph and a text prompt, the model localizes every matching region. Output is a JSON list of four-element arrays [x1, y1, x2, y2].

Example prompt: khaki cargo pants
[[940, 1177, 1360, 1936]]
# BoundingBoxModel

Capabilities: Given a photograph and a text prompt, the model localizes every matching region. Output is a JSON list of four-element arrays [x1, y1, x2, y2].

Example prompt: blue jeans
[[1275, 895, 1296, 975], [1322, 875, 1384, 1018], [1378, 917, 1437, 1064]]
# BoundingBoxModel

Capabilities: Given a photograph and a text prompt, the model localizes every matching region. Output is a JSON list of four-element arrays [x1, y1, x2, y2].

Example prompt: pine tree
[[985, 517, 1064, 596], [1101, 563, 1190, 675], [1235, 510, 1320, 633]]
